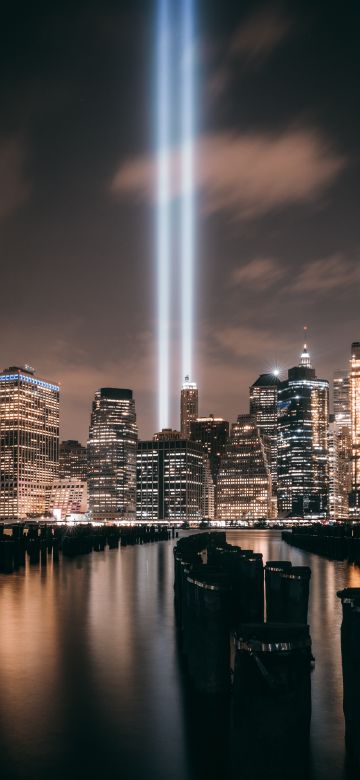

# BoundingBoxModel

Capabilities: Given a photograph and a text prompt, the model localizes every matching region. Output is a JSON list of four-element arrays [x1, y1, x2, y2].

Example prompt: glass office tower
[[277, 343, 329, 518], [88, 388, 137, 521], [350, 342, 360, 516], [59, 439, 87, 480], [137, 433, 204, 522], [250, 372, 280, 500], [0, 365, 59, 519]]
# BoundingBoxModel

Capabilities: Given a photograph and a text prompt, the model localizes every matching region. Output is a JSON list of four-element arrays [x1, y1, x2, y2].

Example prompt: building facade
[[190, 414, 229, 515], [249, 373, 280, 503], [180, 376, 198, 438], [277, 344, 329, 519], [350, 342, 360, 516], [59, 439, 87, 480], [334, 370, 351, 427], [328, 416, 352, 520], [87, 388, 137, 521], [46, 478, 88, 520], [137, 434, 204, 522], [217, 414, 272, 521], [0, 366, 59, 519]]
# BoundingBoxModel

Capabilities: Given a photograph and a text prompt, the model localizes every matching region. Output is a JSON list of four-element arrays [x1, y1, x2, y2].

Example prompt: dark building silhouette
[[59, 440, 87, 481], [190, 415, 229, 516], [250, 373, 280, 503]]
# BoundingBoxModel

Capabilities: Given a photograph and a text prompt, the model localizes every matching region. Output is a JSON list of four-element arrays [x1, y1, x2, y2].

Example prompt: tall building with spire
[[277, 340, 329, 518], [180, 376, 198, 438], [350, 342, 360, 516]]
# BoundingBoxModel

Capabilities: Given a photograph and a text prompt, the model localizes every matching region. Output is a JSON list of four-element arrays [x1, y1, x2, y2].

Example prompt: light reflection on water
[[0, 530, 358, 780]]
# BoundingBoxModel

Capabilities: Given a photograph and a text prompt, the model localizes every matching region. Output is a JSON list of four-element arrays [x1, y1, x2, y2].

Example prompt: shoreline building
[[137, 431, 204, 522], [180, 376, 198, 438], [190, 415, 229, 517], [46, 477, 88, 521], [59, 439, 87, 481], [217, 414, 272, 521], [350, 342, 360, 517], [0, 365, 59, 519], [277, 342, 329, 519], [88, 388, 137, 522], [329, 370, 352, 520], [250, 372, 280, 515]]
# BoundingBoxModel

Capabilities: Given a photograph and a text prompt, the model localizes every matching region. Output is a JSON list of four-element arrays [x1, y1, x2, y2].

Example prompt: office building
[[334, 370, 351, 427], [0, 365, 59, 519], [137, 433, 204, 521], [46, 478, 88, 520], [217, 414, 272, 521], [328, 416, 352, 520], [88, 388, 137, 521], [277, 342, 329, 518], [250, 373, 280, 502], [59, 439, 87, 480], [180, 376, 198, 438], [190, 415, 229, 516], [350, 343, 360, 516]]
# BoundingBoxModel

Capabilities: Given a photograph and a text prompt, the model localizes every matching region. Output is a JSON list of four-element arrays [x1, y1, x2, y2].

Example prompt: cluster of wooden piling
[[0, 523, 175, 573], [174, 532, 312, 772], [337, 588, 360, 773], [282, 524, 360, 563]]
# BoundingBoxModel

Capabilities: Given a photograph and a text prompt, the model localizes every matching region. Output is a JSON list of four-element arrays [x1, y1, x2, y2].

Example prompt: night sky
[[1, 0, 359, 442]]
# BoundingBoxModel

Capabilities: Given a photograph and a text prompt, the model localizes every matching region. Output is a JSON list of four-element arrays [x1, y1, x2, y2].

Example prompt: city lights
[[156, 0, 171, 430]]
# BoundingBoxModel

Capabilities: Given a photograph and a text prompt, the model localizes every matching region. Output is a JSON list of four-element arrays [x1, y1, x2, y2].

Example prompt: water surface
[[0, 530, 358, 780]]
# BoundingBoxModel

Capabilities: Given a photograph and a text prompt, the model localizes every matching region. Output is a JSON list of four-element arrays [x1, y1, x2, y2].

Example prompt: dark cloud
[[230, 7, 293, 63]]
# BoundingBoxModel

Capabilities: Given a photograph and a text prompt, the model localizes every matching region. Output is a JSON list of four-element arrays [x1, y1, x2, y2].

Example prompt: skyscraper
[[190, 414, 229, 516], [277, 342, 329, 518], [0, 365, 59, 519], [137, 432, 204, 522], [217, 414, 272, 521], [87, 388, 137, 521], [59, 439, 87, 480], [249, 373, 280, 500], [350, 342, 360, 516], [180, 376, 198, 438], [334, 370, 351, 427]]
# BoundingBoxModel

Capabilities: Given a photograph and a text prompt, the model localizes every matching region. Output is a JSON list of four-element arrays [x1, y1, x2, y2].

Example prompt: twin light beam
[[156, 0, 195, 430]]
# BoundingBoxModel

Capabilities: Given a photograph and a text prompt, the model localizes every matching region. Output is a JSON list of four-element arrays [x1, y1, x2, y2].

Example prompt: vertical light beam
[[180, 0, 195, 383], [157, 0, 171, 430]]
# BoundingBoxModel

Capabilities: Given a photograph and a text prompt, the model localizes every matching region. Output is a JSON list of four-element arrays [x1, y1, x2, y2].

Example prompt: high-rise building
[[137, 432, 204, 522], [328, 416, 352, 520], [217, 414, 272, 521], [0, 365, 59, 519], [180, 376, 198, 438], [250, 373, 280, 500], [334, 370, 351, 427], [190, 414, 229, 493], [87, 388, 137, 521], [277, 342, 329, 518], [46, 478, 88, 520], [350, 342, 360, 516], [59, 439, 87, 480]]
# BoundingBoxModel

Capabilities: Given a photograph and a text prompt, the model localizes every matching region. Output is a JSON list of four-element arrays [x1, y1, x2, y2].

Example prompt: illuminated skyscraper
[[328, 416, 352, 520], [0, 365, 59, 519], [250, 373, 280, 500], [137, 432, 204, 521], [87, 388, 137, 521], [217, 414, 272, 521], [180, 376, 198, 438], [59, 439, 87, 480], [190, 414, 229, 516], [350, 342, 360, 516], [277, 342, 329, 518], [334, 370, 351, 427]]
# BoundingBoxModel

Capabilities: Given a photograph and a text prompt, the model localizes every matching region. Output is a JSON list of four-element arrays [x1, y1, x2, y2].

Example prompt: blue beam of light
[[180, 0, 195, 383], [157, 0, 171, 430]]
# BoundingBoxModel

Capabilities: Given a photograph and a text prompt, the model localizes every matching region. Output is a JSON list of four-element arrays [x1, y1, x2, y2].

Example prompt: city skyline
[[1, 0, 359, 441]]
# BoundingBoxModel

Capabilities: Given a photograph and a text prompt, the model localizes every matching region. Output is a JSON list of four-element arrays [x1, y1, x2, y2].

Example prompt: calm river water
[[0, 530, 359, 780]]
